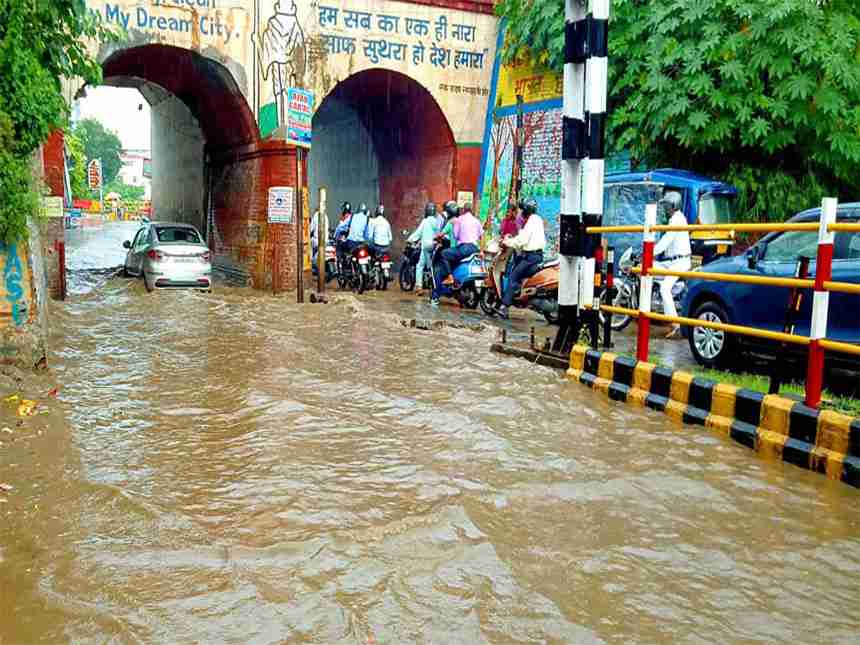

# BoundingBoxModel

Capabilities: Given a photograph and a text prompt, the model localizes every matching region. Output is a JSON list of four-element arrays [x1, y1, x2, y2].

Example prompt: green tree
[[104, 179, 145, 202], [73, 118, 123, 185], [0, 0, 113, 241], [496, 0, 860, 221]]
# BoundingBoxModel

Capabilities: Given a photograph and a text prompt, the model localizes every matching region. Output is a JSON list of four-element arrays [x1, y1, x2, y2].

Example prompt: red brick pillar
[[41, 129, 66, 300], [209, 140, 307, 291]]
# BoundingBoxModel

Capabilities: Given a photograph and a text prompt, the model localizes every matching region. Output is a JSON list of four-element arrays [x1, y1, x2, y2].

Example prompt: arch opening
[[309, 69, 456, 249], [93, 44, 259, 234]]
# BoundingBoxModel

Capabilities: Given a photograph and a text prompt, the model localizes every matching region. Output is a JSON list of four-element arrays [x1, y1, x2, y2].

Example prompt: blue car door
[[828, 215, 860, 343], [744, 229, 819, 334]]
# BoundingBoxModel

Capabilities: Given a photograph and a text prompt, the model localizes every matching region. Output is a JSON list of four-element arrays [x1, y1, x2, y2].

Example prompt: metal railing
[[584, 198, 858, 408]]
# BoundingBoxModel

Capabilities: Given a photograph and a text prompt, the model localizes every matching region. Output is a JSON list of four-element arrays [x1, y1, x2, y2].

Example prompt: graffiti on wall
[[0, 243, 31, 327]]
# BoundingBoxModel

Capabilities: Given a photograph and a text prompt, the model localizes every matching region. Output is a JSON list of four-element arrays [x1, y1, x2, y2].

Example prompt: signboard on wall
[[42, 197, 64, 218], [268, 186, 295, 224], [287, 88, 314, 148], [495, 55, 562, 108], [87, 159, 102, 189]]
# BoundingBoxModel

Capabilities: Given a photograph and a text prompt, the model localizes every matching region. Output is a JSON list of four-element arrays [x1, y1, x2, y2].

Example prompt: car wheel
[[689, 301, 735, 368], [143, 273, 154, 293]]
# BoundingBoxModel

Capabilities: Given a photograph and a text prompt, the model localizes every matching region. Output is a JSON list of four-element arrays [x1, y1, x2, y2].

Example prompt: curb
[[568, 345, 860, 489]]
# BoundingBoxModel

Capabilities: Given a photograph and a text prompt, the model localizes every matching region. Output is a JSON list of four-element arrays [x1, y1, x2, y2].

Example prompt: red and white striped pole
[[636, 204, 657, 362], [805, 197, 837, 408]]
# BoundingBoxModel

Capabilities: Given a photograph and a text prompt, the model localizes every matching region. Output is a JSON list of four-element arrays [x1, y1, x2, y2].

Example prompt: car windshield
[[155, 227, 201, 244], [698, 194, 736, 225]]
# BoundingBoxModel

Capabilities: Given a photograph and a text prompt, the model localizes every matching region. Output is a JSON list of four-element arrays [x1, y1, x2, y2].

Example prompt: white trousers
[[656, 257, 691, 320]]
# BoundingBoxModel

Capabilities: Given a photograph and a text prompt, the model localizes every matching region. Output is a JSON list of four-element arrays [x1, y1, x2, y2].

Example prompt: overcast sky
[[75, 86, 151, 151]]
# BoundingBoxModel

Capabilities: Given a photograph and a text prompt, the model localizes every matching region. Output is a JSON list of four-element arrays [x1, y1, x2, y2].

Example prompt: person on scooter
[[496, 197, 546, 319], [653, 190, 691, 339], [407, 202, 439, 294], [500, 201, 521, 238], [431, 201, 482, 306], [368, 204, 392, 257]]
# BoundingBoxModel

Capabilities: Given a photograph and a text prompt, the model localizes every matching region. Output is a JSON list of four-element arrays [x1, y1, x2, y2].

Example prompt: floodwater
[[1, 222, 859, 643]]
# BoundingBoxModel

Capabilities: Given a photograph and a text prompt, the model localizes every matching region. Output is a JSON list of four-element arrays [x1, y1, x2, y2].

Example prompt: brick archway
[[309, 68, 457, 246]]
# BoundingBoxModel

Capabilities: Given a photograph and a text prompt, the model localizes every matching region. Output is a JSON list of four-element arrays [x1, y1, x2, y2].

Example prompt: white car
[[123, 222, 212, 292]]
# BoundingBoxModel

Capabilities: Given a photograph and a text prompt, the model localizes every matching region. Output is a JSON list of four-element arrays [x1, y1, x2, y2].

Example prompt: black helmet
[[341, 201, 352, 215], [443, 200, 460, 220], [424, 202, 436, 218], [359, 202, 368, 213], [521, 198, 538, 216], [375, 204, 385, 217]]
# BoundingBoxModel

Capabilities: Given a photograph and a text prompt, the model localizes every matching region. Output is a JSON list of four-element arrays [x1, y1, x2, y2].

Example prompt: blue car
[[682, 203, 860, 368]]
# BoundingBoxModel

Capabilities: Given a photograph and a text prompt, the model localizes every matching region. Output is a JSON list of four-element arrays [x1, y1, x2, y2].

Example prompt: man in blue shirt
[[345, 203, 370, 252]]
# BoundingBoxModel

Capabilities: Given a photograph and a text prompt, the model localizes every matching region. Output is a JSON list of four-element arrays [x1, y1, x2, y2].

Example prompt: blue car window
[[762, 231, 818, 262]]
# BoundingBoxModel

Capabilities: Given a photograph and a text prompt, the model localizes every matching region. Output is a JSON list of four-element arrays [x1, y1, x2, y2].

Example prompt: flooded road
[[2, 222, 860, 643]]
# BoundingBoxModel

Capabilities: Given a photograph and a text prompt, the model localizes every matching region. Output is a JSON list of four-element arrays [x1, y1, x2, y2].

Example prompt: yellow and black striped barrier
[[567, 345, 860, 488]]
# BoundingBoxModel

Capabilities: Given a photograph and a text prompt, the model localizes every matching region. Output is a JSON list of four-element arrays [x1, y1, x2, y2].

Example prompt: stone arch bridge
[[64, 0, 497, 288]]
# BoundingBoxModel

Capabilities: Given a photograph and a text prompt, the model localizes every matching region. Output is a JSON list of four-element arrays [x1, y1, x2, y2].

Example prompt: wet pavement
[[1, 221, 859, 643]]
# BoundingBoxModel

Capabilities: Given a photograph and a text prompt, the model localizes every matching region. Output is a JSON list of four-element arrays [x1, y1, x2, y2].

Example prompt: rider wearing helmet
[[407, 202, 441, 293], [431, 200, 483, 305], [367, 204, 392, 257], [345, 201, 371, 252], [496, 197, 546, 319], [653, 190, 691, 338], [334, 201, 353, 262]]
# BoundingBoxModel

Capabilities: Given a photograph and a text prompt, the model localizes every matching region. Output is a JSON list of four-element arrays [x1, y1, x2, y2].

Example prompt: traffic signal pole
[[553, 0, 609, 354]]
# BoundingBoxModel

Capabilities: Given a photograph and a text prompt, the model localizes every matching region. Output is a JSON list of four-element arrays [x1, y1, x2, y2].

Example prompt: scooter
[[429, 241, 486, 309], [311, 235, 338, 284], [479, 239, 561, 324], [608, 247, 686, 331]]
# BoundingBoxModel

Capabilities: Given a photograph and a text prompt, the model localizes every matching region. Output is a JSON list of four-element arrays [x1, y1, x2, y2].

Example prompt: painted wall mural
[[85, 0, 499, 145], [477, 50, 630, 259]]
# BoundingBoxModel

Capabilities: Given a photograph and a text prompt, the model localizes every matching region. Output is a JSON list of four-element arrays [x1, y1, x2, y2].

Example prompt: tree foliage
[[65, 130, 88, 199], [73, 118, 123, 185], [0, 0, 111, 241], [495, 0, 860, 221]]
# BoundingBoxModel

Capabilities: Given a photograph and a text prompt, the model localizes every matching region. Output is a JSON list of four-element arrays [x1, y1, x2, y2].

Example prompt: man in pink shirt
[[431, 201, 482, 304]]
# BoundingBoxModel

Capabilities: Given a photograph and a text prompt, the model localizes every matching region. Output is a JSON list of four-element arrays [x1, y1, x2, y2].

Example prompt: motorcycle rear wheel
[[611, 281, 636, 331], [399, 264, 415, 292], [357, 271, 369, 295], [459, 284, 479, 310], [479, 288, 497, 316]]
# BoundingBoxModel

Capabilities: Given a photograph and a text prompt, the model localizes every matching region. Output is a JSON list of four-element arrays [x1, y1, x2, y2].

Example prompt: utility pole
[[553, 0, 609, 353], [295, 148, 305, 303], [513, 94, 524, 204], [317, 187, 327, 294]]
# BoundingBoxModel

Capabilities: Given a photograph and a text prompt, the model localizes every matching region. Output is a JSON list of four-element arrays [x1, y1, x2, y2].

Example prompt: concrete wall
[[308, 98, 380, 219], [151, 94, 206, 231]]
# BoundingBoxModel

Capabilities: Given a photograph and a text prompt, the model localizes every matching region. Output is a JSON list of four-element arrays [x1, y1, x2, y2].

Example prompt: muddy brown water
[[1, 223, 859, 643]]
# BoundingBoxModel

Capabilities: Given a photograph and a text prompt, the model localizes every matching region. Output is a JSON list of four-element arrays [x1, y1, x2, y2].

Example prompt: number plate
[[358, 258, 370, 265], [172, 257, 196, 263], [381, 262, 392, 268], [474, 280, 484, 288]]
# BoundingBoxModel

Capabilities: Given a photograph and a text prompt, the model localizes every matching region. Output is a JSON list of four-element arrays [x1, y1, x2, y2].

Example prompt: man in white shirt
[[497, 198, 546, 319], [653, 191, 691, 338], [368, 204, 393, 256]]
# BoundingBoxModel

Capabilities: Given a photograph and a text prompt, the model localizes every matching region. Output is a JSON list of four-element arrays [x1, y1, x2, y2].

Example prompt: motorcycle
[[429, 240, 486, 309], [479, 239, 561, 324], [609, 247, 686, 331], [336, 239, 371, 294], [370, 248, 392, 291], [398, 234, 432, 292]]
